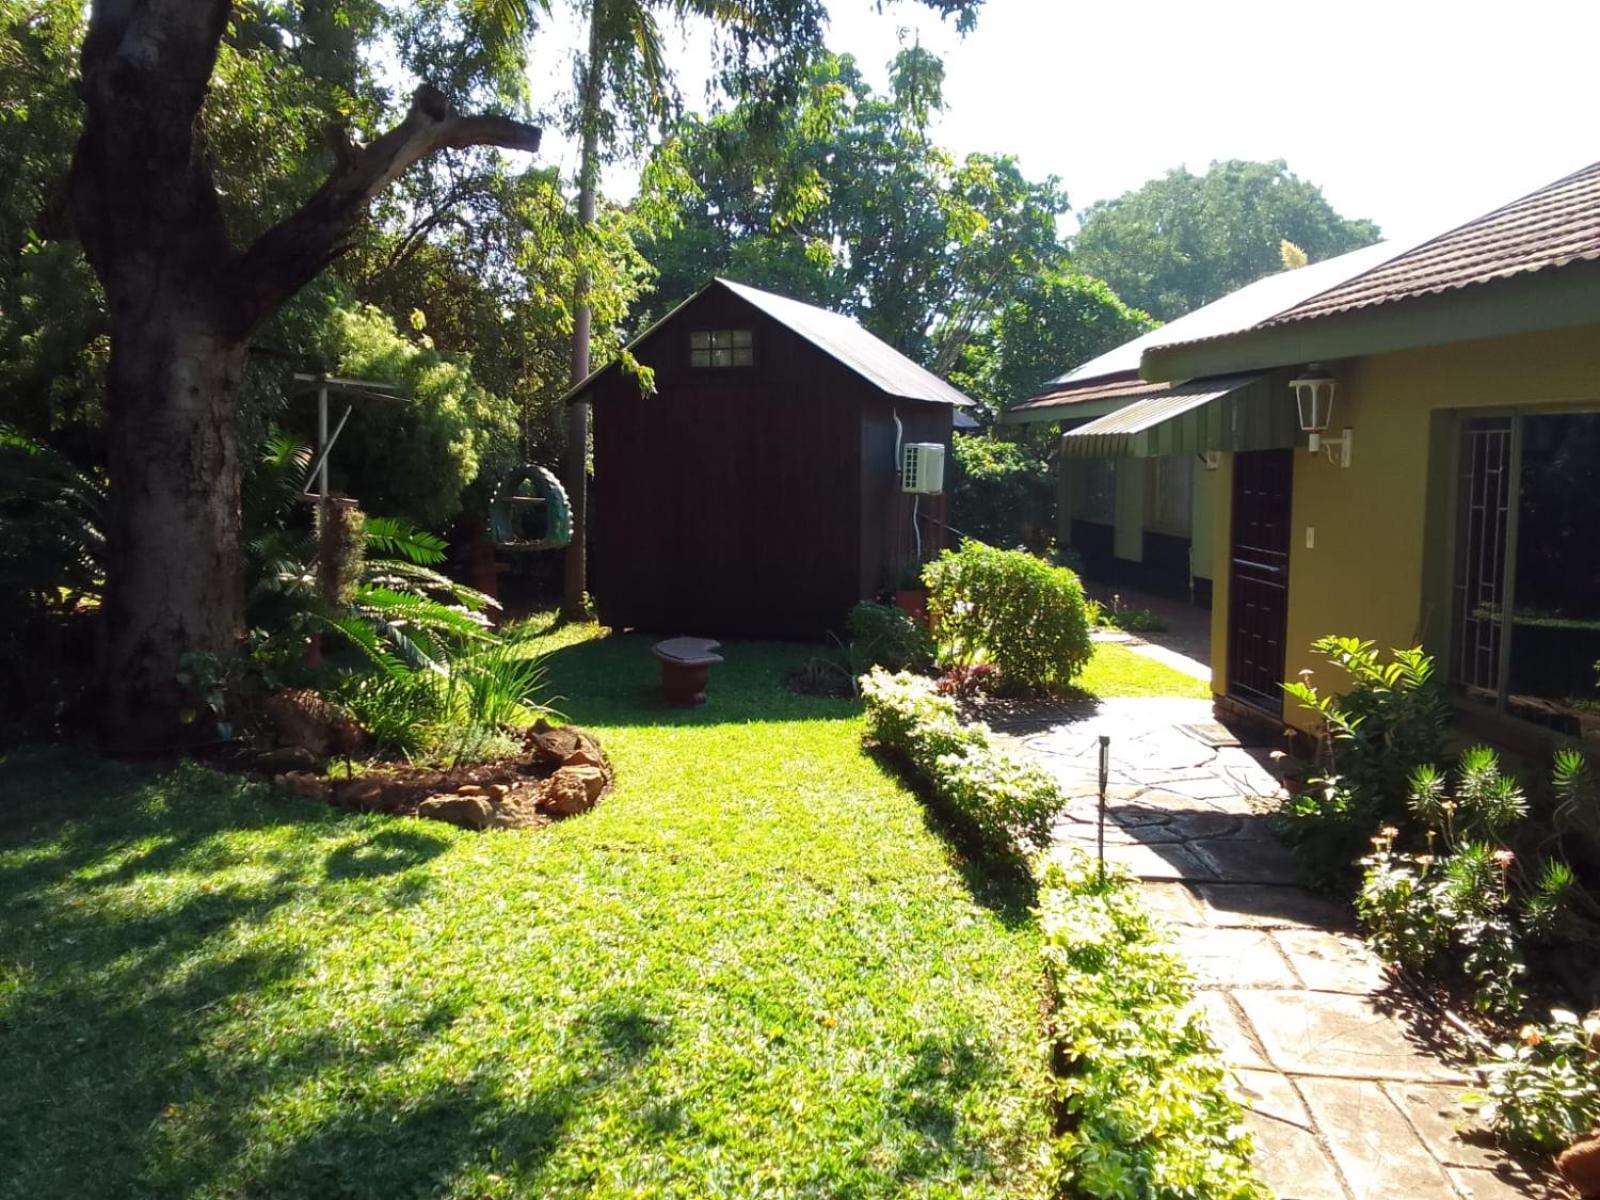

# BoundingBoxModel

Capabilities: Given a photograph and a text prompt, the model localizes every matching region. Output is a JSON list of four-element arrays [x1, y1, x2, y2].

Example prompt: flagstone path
[[991, 696, 1569, 1200]]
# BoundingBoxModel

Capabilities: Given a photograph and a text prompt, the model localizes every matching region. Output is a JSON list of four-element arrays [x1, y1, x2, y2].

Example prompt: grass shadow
[[864, 745, 1037, 927], [325, 825, 451, 880]]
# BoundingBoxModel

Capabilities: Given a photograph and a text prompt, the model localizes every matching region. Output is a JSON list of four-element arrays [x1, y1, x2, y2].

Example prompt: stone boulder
[[417, 794, 494, 830]]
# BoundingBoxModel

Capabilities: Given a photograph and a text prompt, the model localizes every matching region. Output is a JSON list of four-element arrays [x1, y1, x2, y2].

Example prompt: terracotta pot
[[893, 589, 928, 624]]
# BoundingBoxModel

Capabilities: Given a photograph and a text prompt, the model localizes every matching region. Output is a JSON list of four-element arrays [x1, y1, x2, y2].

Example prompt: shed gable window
[[690, 329, 753, 368]]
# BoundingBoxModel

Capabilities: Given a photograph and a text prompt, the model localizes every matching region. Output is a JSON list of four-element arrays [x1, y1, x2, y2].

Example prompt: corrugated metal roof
[[716, 279, 973, 406], [1060, 374, 1268, 457], [1264, 159, 1600, 325], [561, 279, 974, 407], [1033, 241, 1399, 392]]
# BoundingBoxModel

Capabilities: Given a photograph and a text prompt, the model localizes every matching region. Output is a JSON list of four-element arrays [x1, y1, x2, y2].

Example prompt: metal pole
[[1097, 734, 1110, 883], [317, 380, 330, 502]]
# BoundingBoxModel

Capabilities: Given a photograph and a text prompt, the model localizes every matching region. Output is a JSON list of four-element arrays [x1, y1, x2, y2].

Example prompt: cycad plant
[[0, 426, 107, 615], [1359, 745, 1584, 1018]]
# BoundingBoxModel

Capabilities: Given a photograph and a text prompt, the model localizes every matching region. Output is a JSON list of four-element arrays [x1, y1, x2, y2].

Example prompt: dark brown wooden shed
[[566, 278, 974, 638]]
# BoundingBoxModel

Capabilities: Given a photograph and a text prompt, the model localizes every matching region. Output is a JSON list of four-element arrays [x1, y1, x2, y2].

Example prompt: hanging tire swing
[[489, 464, 572, 551]]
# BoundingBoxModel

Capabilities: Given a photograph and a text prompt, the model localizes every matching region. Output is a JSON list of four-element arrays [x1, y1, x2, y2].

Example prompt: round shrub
[[923, 541, 1093, 695]]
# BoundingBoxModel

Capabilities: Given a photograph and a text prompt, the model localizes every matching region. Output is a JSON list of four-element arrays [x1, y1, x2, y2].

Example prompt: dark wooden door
[[1227, 449, 1293, 712]]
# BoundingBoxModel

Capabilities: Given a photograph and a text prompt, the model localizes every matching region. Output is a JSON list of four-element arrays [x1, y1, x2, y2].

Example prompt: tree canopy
[[634, 47, 1069, 369], [1073, 159, 1381, 321]]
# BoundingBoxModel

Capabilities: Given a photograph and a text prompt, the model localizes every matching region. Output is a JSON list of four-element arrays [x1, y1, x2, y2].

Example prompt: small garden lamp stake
[[1097, 734, 1110, 883]]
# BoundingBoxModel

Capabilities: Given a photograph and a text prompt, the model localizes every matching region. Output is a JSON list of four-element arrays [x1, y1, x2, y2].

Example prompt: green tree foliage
[[0, 0, 649, 524], [636, 47, 1068, 367], [1073, 159, 1381, 320], [313, 303, 520, 530], [950, 271, 1155, 409], [948, 434, 1053, 549]]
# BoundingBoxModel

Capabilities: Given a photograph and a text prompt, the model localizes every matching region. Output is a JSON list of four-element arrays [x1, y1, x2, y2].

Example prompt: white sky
[[526, 0, 1600, 244]]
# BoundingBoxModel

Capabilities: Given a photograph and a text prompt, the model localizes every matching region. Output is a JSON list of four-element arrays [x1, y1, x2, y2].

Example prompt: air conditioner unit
[[902, 442, 946, 494]]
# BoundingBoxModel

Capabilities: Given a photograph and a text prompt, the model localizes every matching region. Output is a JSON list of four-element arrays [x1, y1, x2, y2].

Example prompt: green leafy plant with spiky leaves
[[1358, 745, 1584, 1019]]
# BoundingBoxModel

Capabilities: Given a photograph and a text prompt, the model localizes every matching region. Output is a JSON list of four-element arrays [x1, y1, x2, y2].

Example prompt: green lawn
[[1077, 640, 1211, 700], [0, 622, 1055, 1199]]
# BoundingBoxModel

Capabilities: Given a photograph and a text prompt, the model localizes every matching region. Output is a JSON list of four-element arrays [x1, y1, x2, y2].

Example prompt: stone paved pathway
[[994, 697, 1568, 1200]]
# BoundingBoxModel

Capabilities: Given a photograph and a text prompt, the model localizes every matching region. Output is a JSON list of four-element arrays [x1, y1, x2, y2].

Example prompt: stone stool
[[652, 637, 724, 707]]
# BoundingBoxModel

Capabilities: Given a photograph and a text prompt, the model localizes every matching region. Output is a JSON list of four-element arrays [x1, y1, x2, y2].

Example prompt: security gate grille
[[1451, 417, 1513, 694]]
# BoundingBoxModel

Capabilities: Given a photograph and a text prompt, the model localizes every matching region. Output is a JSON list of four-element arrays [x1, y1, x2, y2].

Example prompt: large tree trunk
[[68, 0, 540, 753], [101, 302, 247, 748]]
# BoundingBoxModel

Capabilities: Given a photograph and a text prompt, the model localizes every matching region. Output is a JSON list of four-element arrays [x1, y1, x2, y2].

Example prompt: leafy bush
[[860, 668, 1058, 859], [924, 541, 1093, 696], [1280, 637, 1449, 883], [948, 434, 1054, 550], [1097, 604, 1167, 634], [1038, 854, 1269, 1200], [846, 602, 934, 674], [1357, 747, 1580, 1018], [1468, 1010, 1600, 1152]]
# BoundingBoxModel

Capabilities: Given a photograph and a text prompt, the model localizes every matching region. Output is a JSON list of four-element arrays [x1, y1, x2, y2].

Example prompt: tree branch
[[227, 85, 540, 338]]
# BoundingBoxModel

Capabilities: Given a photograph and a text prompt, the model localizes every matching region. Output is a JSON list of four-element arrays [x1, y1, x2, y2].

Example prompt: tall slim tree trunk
[[562, 4, 606, 621], [101, 301, 247, 748]]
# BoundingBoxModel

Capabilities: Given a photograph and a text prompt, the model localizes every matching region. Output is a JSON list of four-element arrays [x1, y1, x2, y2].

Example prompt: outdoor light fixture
[[1196, 450, 1221, 471], [1291, 364, 1353, 468]]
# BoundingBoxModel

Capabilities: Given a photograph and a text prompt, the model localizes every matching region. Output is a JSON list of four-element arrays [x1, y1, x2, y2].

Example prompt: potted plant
[[890, 561, 928, 625]]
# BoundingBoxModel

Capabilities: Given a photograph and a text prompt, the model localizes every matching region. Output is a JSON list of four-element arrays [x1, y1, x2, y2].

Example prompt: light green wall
[[1113, 457, 1146, 561], [1191, 463, 1216, 581], [1209, 323, 1600, 730]]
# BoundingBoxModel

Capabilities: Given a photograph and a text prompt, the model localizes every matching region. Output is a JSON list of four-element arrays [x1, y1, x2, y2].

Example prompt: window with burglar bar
[[689, 329, 753, 368], [1450, 410, 1600, 735]]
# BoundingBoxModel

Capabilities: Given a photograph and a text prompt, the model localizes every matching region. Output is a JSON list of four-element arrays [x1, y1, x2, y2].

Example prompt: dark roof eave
[[1140, 261, 1600, 382]]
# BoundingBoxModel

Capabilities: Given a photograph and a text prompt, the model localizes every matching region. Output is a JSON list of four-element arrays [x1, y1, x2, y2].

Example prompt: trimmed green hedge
[[924, 541, 1094, 695], [1039, 854, 1269, 1200], [859, 668, 1058, 860], [861, 667, 1265, 1200]]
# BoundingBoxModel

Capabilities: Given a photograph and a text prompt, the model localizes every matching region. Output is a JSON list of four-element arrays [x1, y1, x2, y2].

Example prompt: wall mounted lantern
[[1291, 364, 1353, 468]]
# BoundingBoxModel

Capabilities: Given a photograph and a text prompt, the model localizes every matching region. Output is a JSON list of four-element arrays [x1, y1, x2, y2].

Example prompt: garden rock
[[264, 688, 367, 759], [271, 722, 613, 832], [417, 793, 494, 830], [526, 722, 586, 768], [332, 778, 387, 812], [1560, 1134, 1600, 1198], [254, 745, 321, 774], [279, 770, 329, 800], [540, 766, 604, 815]]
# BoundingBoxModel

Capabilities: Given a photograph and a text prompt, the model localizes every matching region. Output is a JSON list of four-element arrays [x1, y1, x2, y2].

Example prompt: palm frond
[[364, 516, 448, 566]]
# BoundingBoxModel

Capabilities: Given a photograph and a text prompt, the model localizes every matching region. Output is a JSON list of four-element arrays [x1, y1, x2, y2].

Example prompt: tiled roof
[[1009, 372, 1166, 414], [1265, 160, 1600, 326]]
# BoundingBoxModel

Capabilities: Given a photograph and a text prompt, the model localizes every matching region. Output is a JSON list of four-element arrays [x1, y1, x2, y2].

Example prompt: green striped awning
[[1060, 373, 1296, 457]]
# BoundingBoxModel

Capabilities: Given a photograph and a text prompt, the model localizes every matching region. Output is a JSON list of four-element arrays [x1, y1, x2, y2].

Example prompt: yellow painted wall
[[1209, 324, 1600, 729]]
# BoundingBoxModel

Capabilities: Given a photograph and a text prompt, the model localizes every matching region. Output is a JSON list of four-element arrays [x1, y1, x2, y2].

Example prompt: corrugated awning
[[1060, 373, 1294, 457]]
